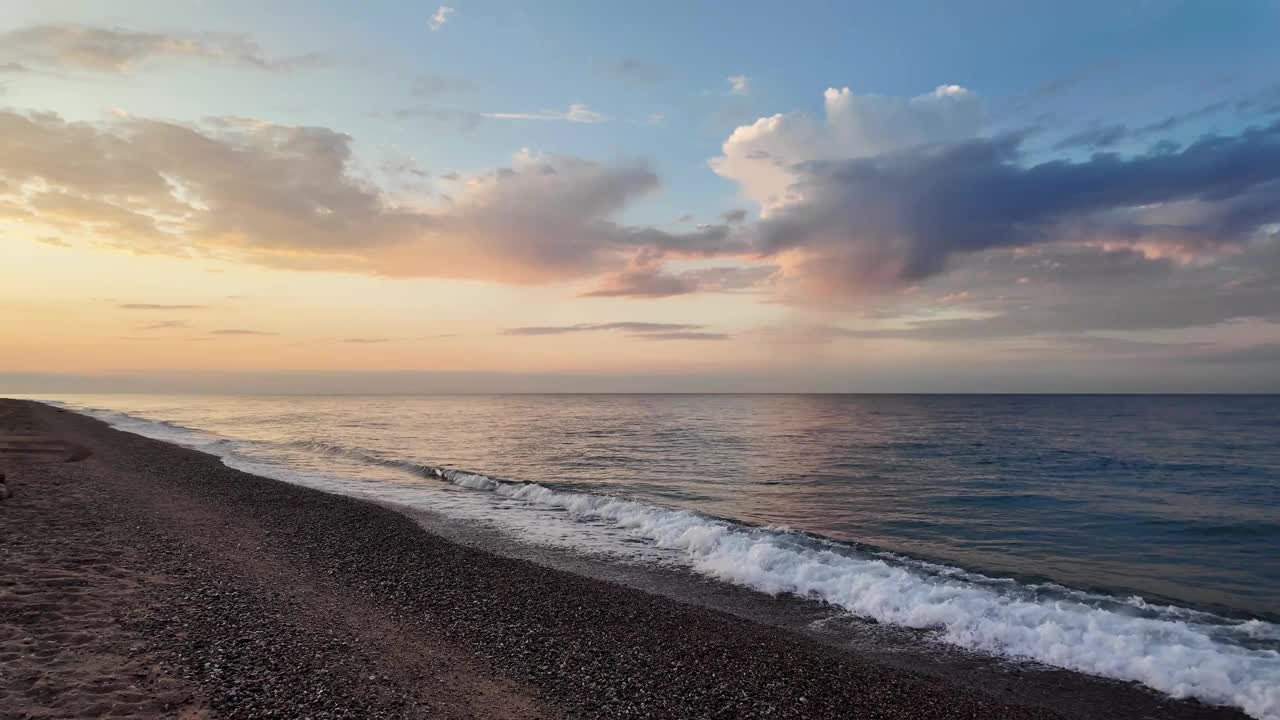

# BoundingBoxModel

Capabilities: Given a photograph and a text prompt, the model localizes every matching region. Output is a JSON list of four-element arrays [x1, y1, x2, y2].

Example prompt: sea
[[25, 394, 1280, 719]]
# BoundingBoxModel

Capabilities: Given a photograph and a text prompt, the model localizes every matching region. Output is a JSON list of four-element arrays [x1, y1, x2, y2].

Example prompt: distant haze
[[4, 366, 1276, 395]]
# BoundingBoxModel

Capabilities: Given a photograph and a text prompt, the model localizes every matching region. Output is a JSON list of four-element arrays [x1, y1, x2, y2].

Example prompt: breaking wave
[[420, 466, 1279, 719]]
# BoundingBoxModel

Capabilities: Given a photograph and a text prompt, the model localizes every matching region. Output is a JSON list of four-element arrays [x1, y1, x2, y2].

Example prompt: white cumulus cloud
[[710, 85, 982, 214]]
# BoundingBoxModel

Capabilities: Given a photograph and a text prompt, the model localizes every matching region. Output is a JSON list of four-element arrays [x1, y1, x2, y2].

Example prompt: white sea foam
[[429, 468, 1280, 720], [53, 401, 1280, 720]]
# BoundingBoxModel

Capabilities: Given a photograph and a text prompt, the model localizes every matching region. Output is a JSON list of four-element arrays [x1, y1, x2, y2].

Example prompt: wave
[[417, 467, 1279, 719], [54, 402, 1280, 719], [282, 439, 441, 476]]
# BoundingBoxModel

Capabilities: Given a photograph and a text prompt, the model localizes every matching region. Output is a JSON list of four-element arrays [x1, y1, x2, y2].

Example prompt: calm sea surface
[[27, 394, 1280, 718]]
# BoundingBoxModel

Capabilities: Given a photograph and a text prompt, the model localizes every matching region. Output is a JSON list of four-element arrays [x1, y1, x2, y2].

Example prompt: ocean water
[[26, 394, 1280, 719]]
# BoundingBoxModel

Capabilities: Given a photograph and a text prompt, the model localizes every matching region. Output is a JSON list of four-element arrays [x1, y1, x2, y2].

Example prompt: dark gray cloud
[[1052, 100, 1234, 151], [502, 322, 707, 336], [118, 303, 206, 310], [721, 209, 749, 224], [1050, 81, 1280, 153], [0, 24, 324, 73], [756, 121, 1280, 295], [1052, 123, 1128, 150], [1236, 83, 1280, 117]]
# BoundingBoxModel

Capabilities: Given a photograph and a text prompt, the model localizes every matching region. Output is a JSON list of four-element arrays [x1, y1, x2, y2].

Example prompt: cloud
[[393, 102, 608, 129], [1236, 82, 1280, 117], [36, 236, 71, 247], [583, 264, 698, 298], [584, 257, 775, 298], [341, 337, 391, 343], [704, 79, 1280, 300], [430, 6, 455, 32], [680, 265, 777, 292], [210, 329, 276, 336], [502, 322, 707, 336], [750, 121, 1280, 296], [15, 85, 1278, 320], [1052, 100, 1234, 151], [711, 85, 982, 214], [2, 111, 744, 284], [503, 321, 729, 340], [721, 209, 749, 224], [118, 303, 206, 310], [482, 103, 607, 123], [637, 331, 729, 341], [0, 24, 323, 73], [806, 237, 1280, 340], [727, 75, 750, 96], [1052, 123, 1129, 151], [140, 320, 190, 330]]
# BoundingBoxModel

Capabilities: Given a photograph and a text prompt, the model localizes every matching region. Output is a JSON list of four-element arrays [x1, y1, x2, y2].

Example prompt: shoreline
[[0, 399, 1249, 719]]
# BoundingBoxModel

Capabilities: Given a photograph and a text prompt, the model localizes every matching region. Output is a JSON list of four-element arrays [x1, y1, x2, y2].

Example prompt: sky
[[2, 0, 1280, 393]]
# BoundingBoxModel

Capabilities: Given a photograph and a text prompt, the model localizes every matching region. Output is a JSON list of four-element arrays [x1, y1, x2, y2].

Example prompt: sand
[[0, 399, 1246, 719]]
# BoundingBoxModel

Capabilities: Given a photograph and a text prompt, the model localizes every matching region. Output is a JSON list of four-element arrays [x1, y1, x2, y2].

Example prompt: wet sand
[[0, 399, 1246, 719]]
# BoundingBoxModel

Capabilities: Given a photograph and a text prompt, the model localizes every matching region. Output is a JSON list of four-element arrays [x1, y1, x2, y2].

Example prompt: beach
[[0, 398, 1252, 720]]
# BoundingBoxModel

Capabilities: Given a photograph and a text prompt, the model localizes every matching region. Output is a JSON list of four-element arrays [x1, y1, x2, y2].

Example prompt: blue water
[[24, 394, 1280, 718]]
